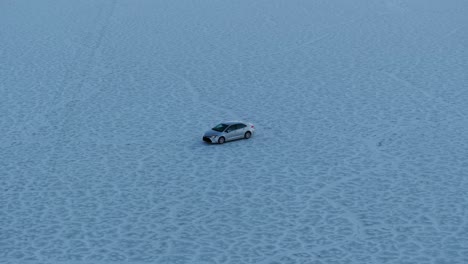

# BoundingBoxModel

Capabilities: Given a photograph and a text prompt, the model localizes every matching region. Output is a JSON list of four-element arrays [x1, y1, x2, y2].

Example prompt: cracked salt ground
[[1, 0, 468, 263]]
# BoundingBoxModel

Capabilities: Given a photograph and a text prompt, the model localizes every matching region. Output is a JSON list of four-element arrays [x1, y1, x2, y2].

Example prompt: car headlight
[[210, 135, 217, 139]]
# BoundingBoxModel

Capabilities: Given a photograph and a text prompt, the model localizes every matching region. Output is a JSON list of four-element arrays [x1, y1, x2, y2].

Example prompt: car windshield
[[212, 123, 228, 132]]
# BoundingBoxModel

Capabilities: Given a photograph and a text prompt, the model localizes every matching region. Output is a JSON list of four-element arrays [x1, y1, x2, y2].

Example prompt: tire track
[[74, 0, 117, 100], [25, 0, 117, 139], [240, 15, 362, 62], [52, 0, 116, 107], [161, 66, 238, 120], [380, 71, 467, 121]]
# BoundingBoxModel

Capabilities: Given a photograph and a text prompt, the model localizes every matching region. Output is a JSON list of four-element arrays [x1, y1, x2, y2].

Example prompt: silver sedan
[[203, 121, 255, 144]]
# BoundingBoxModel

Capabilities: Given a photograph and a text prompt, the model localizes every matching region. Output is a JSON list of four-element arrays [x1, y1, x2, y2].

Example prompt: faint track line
[[380, 71, 467, 120], [241, 16, 361, 61], [75, 0, 117, 97], [21, 1, 118, 142], [161, 66, 238, 119], [322, 196, 367, 240], [51, 1, 115, 106], [443, 27, 460, 39], [264, 33, 331, 58], [161, 66, 201, 104]]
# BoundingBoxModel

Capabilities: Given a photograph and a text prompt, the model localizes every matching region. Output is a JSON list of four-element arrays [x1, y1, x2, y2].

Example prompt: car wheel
[[244, 131, 252, 139], [218, 137, 225, 144]]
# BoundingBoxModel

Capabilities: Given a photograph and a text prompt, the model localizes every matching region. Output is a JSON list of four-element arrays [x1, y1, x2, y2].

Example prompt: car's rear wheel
[[218, 137, 225, 144], [244, 131, 252, 139]]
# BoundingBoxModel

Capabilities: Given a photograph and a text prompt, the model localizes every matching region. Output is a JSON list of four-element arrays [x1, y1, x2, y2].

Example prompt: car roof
[[223, 121, 244, 125]]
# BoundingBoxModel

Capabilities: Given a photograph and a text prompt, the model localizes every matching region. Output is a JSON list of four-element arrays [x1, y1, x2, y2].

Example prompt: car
[[203, 121, 255, 144]]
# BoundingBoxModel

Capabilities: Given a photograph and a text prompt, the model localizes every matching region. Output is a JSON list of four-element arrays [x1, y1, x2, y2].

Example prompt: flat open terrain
[[1, 0, 467, 263]]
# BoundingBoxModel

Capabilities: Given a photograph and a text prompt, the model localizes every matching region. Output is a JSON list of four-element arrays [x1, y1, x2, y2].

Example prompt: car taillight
[[251, 125, 254, 128]]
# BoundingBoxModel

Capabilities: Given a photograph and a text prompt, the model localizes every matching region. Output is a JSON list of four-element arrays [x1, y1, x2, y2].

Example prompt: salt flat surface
[[1, 0, 468, 263]]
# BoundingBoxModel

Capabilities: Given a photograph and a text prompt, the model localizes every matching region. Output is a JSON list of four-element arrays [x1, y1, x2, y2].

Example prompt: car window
[[238, 124, 246, 129], [226, 125, 235, 132], [212, 123, 228, 132], [230, 124, 243, 131]]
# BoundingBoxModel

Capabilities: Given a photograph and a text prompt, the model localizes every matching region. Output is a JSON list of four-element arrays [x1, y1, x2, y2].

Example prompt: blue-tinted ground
[[1, 0, 467, 263]]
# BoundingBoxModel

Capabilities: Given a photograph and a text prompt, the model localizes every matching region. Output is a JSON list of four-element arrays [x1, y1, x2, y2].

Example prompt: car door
[[237, 123, 247, 138], [233, 124, 244, 139], [224, 125, 234, 141], [225, 124, 240, 140], [233, 123, 246, 139]]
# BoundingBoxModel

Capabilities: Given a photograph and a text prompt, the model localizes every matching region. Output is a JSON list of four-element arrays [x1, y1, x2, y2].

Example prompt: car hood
[[204, 130, 224, 137]]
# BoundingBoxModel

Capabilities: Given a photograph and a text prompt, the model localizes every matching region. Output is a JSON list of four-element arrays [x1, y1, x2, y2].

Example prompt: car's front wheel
[[244, 131, 252, 139], [218, 137, 225, 144]]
